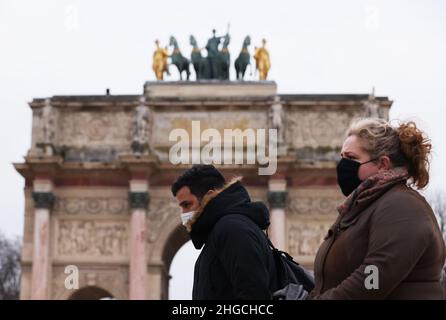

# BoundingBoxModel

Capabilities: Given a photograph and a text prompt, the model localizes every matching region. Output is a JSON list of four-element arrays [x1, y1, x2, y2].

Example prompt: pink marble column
[[268, 178, 287, 251], [31, 180, 54, 300], [128, 180, 149, 300]]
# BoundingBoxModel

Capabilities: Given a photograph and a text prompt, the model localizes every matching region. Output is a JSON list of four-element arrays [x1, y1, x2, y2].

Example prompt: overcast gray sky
[[1, 0, 445, 299]]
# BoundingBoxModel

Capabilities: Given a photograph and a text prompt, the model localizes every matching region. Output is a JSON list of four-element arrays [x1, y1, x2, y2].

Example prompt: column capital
[[267, 191, 288, 209], [119, 154, 159, 178], [129, 192, 150, 209], [32, 192, 55, 209]]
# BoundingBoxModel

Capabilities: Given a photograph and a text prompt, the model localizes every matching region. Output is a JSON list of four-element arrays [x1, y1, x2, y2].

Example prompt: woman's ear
[[378, 155, 391, 171]]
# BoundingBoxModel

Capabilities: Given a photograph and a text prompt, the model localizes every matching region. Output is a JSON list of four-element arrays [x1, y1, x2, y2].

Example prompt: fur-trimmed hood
[[187, 177, 270, 249], [184, 177, 241, 232]]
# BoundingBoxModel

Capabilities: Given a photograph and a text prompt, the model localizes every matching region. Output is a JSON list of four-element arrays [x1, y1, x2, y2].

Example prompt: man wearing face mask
[[309, 118, 446, 300], [171, 164, 279, 299]]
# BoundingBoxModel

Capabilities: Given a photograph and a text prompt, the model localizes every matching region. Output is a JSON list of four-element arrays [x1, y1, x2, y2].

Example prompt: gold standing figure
[[152, 39, 170, 80], [254, 39, 271, 80]]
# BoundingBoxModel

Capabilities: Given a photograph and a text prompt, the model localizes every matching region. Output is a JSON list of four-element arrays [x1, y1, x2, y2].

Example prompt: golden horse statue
[[152, 39, 170, 80], [253, 39, 271, 80]]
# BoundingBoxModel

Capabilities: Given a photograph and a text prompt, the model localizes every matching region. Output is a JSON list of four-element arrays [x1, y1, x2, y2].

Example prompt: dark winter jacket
[[189, 178, 278, 300]]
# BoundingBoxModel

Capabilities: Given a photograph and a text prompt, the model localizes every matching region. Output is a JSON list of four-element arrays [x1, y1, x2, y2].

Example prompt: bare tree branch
[[426, 189, 446, 290], [426, 189, 446, 242], [0, 232, 21, 300]]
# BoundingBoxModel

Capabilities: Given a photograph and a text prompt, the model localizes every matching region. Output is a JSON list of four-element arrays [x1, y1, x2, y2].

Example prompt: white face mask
[[180, 211, 195, 226]]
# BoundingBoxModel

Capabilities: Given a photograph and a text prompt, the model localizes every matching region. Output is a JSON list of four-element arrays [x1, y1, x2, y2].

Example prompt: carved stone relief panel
[[287, 188, 344, 216], [55, 220, 129, 258], [287, 220, 333, 257], [53, 197, 128, 216], [286, 110, 363, 149], [57, 110, 133, 149], [152, 111, 268, 148]]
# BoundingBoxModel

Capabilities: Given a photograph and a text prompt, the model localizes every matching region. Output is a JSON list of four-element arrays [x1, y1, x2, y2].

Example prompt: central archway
[[161, 224, 192, 299], [149, 217, 192, 299], [169, 240, 201, 299], [162, 224, 190, 271]]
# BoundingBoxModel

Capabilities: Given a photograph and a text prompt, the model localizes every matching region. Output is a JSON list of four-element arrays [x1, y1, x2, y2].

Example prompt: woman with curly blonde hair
[[309, 118, 446, 299]]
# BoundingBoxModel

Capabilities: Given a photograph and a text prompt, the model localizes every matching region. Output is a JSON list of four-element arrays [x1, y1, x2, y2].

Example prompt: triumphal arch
[[14, 79, 391, 299]]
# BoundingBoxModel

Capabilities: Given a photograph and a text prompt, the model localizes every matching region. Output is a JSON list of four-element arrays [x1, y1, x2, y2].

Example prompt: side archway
[[68, 286, 114, 300]]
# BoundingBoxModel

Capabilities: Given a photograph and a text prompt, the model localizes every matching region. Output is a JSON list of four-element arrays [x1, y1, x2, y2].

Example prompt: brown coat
[[309, 183, 446, 299]]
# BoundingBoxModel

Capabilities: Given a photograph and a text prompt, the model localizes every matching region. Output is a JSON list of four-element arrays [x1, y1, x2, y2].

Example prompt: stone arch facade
[[14, 81, 392, 299]]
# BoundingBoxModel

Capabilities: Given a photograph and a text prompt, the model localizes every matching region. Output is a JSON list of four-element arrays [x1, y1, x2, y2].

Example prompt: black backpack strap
[[264, 232, 300, 265], [264, 230, 277, 250]]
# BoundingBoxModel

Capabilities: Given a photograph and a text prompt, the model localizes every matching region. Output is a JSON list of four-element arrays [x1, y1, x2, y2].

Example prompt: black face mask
[[336, 158, 377, 196]]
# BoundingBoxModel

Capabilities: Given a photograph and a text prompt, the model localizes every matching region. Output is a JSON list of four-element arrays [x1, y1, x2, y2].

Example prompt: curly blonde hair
[[347, 118, 432, 189]]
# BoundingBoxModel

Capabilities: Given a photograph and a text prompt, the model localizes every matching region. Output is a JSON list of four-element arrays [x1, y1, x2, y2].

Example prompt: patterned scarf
[[337, 167, 409, 218]]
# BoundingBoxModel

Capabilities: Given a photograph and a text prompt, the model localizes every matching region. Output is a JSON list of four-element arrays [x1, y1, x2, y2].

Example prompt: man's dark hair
[[171, 165, 226, 199]]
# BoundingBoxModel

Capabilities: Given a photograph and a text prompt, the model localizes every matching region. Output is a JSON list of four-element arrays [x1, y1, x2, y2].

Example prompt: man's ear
[[378, 155, 391, 171]]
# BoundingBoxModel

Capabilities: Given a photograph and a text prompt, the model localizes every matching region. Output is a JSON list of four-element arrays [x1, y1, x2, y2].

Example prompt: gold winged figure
[[254, 38, 271, 80], [152, 39, 170, 80]]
